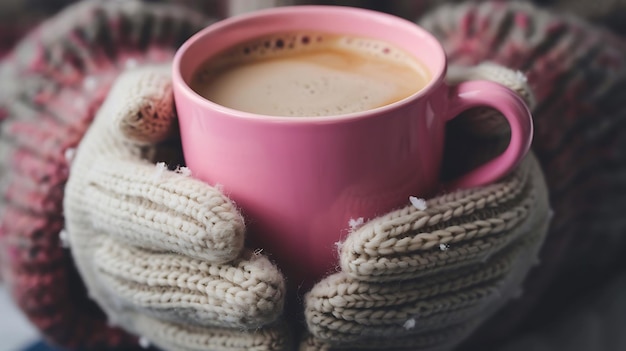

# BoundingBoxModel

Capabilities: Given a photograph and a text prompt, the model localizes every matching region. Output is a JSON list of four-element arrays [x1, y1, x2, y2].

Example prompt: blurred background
[[1, 1, 625, 351]]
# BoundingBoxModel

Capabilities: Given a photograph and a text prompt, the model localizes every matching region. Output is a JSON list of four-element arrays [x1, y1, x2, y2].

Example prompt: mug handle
[[444, 80, 534, 189]]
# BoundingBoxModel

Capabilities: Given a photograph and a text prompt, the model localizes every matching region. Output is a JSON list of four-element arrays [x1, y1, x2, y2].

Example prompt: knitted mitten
[[299, 62, 550, 350], [63, 65, 287, 351]]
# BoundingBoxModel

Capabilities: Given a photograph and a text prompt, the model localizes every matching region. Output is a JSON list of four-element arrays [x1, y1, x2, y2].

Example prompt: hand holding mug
[[60, 61, 541, 351]]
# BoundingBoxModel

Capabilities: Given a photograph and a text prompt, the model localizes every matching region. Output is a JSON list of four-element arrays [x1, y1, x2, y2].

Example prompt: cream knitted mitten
[[302, 153, 550, 351], [62, 65, 288, 351]]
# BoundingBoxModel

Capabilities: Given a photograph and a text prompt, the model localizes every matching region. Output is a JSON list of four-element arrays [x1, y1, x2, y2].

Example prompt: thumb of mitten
[[65, 64, 245, 264], [446, 62, 536, 138], [92, 64, 177, 149], [118, 67, 177, 144]]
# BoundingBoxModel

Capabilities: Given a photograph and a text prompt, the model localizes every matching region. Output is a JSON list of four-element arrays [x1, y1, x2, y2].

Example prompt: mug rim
[[172, 5, 447, 123]]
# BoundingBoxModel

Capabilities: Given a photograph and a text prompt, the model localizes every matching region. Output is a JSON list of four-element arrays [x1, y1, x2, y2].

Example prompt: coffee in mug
[[190, 31, 430, 117]]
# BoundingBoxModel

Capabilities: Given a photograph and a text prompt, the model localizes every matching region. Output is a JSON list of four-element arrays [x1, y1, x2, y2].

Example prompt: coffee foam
[[191, 32, 430, 117]]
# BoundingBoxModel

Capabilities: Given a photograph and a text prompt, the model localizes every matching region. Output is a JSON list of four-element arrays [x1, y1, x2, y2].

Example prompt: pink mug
[[172, 6, 533, 289]]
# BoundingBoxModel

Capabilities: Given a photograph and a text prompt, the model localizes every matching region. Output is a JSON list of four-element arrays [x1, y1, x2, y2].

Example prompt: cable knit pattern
[[340, 157, 533, 282], [130, 316, 290, 351], [304, 154, 550, 350], [93, 241, 284, 329], [62, 66, 286, 351]]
